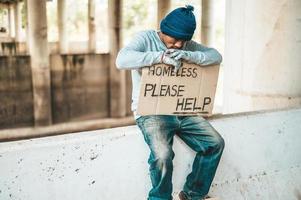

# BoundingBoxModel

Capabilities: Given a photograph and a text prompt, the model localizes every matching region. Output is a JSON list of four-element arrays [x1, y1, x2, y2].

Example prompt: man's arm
[[187, 40, 223, 65], [115, 32, 163, 70]]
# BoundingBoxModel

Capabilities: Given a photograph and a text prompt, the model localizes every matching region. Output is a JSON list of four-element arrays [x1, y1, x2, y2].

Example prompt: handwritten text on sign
[[137, 63, 219, 116]]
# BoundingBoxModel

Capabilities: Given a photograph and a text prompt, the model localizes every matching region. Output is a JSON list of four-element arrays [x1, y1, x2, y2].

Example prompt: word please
[[143, 83, 185, 97]]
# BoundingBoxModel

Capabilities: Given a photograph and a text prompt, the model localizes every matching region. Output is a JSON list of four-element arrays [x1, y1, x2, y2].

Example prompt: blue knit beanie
[[160, 5, 196, 41]]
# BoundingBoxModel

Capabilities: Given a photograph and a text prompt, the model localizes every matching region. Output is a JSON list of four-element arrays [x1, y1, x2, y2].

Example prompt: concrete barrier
[[0, 108, 300, 200]]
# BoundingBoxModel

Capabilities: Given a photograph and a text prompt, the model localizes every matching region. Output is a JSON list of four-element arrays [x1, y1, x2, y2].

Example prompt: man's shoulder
[[135, 30, 157, 38]]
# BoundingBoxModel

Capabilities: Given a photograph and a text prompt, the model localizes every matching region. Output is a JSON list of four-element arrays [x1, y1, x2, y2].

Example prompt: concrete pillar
[[27, 0, 52, 126], [24, 0, 29, 53], [88, 0, 96, 53], [157, 0, 170, 28], [57, 0, 68, 54], [108, 0, 126, 117], [201, 0, 215, 46], [13, 2, 22, 42], [8, 4, 14, 38], [223, 0, 301, 113]]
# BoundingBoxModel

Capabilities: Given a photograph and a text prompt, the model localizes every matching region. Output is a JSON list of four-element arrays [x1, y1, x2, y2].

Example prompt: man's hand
[[168, 49, 201, 64], [161, 50, 182, 72]]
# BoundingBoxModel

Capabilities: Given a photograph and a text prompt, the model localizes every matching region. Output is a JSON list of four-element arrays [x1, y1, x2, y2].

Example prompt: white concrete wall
[[223, 0, 301, 113], [0, 108, 301, 200]]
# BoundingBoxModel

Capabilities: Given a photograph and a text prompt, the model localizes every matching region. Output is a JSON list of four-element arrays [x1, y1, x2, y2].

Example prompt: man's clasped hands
[[161, 49, 200, 72]]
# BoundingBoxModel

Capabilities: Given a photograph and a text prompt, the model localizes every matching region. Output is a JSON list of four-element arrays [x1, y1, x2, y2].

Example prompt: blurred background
[[0, 0, 300, 140]]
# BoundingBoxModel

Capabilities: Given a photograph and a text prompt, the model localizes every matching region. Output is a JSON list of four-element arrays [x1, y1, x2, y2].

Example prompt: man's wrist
[[153, 51, 164, 64]]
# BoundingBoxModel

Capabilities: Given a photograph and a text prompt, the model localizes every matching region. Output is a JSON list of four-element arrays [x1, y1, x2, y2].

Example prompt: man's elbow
[[115, 53, 125, 70], [210, 48, 223, 64], [216, 52, 223, 64]]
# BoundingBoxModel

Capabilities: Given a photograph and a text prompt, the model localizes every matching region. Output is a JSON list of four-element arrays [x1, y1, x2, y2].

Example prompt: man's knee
[[218, 136, 225, 150], [152, 146, 175, 165], [212, 134, 225, 152], [158, 148, 175, 161]]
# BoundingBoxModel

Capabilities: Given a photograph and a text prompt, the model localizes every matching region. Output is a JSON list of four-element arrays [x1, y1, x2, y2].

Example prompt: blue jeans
[[136, 115, 224, 200]]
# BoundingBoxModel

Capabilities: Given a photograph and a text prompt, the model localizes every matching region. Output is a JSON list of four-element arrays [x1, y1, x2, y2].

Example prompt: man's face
[[161, 33, 186, 49]]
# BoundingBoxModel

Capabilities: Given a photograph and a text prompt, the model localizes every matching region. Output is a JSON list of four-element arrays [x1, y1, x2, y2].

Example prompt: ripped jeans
[[136, 115, 224, 200]]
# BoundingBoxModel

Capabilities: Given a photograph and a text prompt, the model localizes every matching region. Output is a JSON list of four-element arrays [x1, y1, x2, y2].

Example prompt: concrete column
[[8, 4, 14, 38], [57, 0, 68, 54], [223, 0, 301, 113], [88, 0, 96, 53], [27, 0, 52, 126], [157, 0, 170, 28], [201, 0, 215, 46], [13, 2, 22, 42], [24, 0, 29, 53], [108, 0, 126, 117]]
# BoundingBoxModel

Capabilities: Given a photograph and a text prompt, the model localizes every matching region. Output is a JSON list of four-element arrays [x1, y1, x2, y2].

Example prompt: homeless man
[[116, 5, 224, 200]]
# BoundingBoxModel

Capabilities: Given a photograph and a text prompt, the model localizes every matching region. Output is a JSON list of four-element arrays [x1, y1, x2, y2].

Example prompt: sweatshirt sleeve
[[185, 40, 223, 65], [116, 32, 163, 70]]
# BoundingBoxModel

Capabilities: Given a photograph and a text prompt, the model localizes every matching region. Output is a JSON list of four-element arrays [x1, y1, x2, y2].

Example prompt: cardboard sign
[[137, 62, 219, 116]]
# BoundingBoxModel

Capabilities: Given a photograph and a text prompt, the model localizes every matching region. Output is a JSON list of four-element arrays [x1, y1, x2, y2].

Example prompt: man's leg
[[136, 115, 178, 200], [176, 116, 225, 200]]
